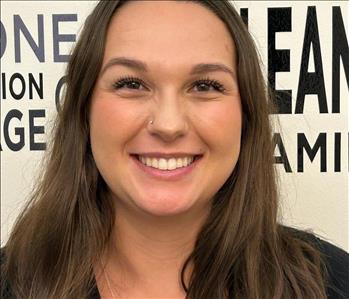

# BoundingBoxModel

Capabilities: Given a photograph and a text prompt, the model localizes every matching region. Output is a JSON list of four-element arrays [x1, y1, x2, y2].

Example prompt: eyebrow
[[100, 57, 236, 80], [101, 57, 148, 75], [190, 63, 236, 80]]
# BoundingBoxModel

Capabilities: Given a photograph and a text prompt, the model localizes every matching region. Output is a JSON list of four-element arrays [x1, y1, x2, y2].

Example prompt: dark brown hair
[[2, 1, 327, 298]]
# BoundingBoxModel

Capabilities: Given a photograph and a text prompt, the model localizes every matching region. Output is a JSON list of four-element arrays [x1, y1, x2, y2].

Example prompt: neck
[[99, 200, 210, 298]]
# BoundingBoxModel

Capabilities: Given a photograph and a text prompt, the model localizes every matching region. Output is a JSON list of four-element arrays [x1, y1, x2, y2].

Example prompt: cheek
[[90, 98, 133, 134], [193, 99, 242, 201], [194, 99, 242, 156], [90, 100, 119, 155], [89, 99, 117, 174], [89, 96, 144, 148], [89, 96, 146, 186]]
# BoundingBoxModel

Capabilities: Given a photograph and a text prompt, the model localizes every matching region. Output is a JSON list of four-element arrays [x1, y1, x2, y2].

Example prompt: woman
[[1, 1, 348, 298]]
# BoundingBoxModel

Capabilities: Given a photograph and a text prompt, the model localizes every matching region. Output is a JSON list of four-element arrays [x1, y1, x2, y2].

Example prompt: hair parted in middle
[[2, 1, 327, 298]]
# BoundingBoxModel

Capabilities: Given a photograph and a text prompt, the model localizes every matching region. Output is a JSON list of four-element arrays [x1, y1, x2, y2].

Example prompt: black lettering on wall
[[297, 132, 327, 172], [332, 7, 349, 113], [9, 73, 25, 100], [240, 8, 248, 28], [14, 14, 44, 63], [1, 72, 6, 99], [0, 20, 6, 59], [268, 7, 292, 114], [334, 132, 341, 172], [3, 109, 24, 151], [1, 73, 43, 100], [52, 14, 77, 62], [273, 133, 292, 172], [28, 73, 43, 99], [29, 109, 46, 151], [296, 6, 328, 114]]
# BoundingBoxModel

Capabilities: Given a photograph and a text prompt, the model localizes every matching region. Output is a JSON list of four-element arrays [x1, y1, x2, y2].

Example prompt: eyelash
[[112, 76, 146, 90], [194, 77, 226, 92], [112, 76, 226, 93]]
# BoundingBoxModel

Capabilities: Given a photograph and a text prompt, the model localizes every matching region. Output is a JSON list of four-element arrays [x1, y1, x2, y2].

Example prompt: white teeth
[[167, 158, 177, 170], [158, 158, 167, 170], [145, 157, 152, 167], [138, 156, 195, 170], [176, 158, 183, 168], [151, 158, 159, 168]]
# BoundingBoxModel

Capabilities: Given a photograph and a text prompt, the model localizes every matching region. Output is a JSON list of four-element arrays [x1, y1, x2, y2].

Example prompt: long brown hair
[[2, 1, 327, 298]]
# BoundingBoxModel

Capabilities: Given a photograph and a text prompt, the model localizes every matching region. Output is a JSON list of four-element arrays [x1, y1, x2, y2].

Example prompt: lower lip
[[130, 155, 203, 181]]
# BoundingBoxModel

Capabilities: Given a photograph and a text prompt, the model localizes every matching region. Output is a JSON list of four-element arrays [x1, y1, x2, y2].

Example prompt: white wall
[[1, 1, 348, 251]]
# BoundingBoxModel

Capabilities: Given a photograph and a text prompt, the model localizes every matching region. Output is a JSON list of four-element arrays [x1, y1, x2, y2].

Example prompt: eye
[[112, 76, 147, 91], [192, 78, 226, 93]]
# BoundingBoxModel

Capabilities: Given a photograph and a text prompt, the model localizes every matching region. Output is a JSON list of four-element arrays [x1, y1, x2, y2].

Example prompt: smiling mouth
[[130, 154, 203, 171]]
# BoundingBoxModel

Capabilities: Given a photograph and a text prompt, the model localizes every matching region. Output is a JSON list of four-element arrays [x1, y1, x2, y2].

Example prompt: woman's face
[[90, 1, 242, 216]]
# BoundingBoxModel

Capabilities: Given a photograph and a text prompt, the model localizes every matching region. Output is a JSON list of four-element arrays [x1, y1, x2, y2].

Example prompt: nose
[[147, 93, 189, 142]]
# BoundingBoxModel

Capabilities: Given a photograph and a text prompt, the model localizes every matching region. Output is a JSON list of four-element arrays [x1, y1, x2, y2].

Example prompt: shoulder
[[284, 226, 349, 299], [315, 236, 349, 299]]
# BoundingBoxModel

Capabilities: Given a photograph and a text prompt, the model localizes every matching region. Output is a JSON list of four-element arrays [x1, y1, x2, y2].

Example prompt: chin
[[133, 195, 196, 217]]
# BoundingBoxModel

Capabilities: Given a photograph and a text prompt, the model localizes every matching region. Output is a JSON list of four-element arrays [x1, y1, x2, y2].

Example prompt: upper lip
[[131, 152, 202, 159]]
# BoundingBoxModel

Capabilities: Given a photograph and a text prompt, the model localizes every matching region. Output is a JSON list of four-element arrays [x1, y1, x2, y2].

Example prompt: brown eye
[[193, 78, 226, 92], [113, 76, 146, 90]]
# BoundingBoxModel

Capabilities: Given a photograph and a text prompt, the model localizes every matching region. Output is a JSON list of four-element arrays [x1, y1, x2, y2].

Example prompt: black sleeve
[[314, 237, 349, 299], [282, 226, 349, 299]]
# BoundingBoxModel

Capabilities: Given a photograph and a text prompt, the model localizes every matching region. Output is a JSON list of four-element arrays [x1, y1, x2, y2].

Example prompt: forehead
[[103, 0, 236, 70]]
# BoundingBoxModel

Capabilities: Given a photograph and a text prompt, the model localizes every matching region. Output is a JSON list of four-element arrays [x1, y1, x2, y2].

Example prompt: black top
[[2, 231, 349, 298]]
